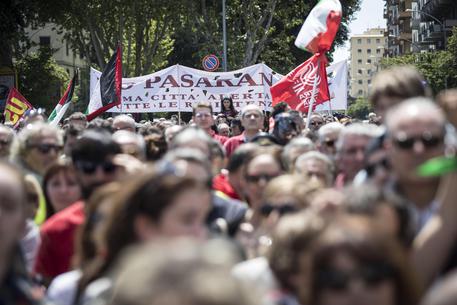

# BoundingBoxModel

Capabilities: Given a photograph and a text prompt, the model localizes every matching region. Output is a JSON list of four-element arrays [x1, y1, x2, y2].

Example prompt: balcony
[[421, 0, 453, 20], [399, 10, 412, 19], [422, 23, 444, 42], [411, 18, 421, 29], [400, 32, 413, 41]]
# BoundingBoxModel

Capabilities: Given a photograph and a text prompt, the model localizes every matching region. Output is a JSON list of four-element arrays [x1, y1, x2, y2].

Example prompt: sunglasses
[[260, 203, 297, 216], [324, 139, 335, 147], [366, 158, 390, 176], [195, 113, 212, 119], [317, 263, 394, 291], [311, 121, 323, 126], [245, 173, 278, 183], [75, 160, 117, 174], [393, 132, 443, 150], [30, 144, 62, 154]]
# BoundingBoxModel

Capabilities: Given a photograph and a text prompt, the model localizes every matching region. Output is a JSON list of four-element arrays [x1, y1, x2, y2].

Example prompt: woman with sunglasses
[[72, 166, 211, 305], [310, 215, 422, 305]]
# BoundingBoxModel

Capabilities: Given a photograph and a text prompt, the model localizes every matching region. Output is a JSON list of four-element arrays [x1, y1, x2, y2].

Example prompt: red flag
[[87, 44, 122, 121], [3, 87, 34, 128], [270, 53, 330, 113]]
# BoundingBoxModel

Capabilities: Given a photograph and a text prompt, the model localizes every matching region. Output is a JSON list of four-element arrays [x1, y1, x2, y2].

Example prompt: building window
[[368, 69, 372, 75], [358, 69, 362, 74], [376, 38, 381, 43], [358, 89, 363, 95], [358, 80, 363, 85], [367, 49, 372, 54], [357, 38, 362, 44], [367, 38, 371, 44], [39, 36, 51, 48], [358, 59, 362, 64], [367, 59, 372, 64], [368, 80, 372, 85], [358, 49, 362, 53], [376, 49, 381, 54]]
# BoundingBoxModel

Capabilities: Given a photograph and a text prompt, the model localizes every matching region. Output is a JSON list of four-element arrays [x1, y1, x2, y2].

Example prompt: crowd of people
[[2, 65, 457, 305]]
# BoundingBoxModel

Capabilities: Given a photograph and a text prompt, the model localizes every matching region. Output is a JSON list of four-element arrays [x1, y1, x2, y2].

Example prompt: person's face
[[287, 146, 314, 170], [74, 155, 118, 199], [245, 155, 282, 209], [337, 135, 371, 182], [231, 124, 242, 136], [69, 118, 87, 129], [223, 99, 231, 109], [317, 252, 395, 305], [46, 170, 82, 213], [219, 126, 230, 137], [0, 130, 13, 158], [296, 158, 331, 187], [365, 150, 390, 187], [155, 188, 211, 240], [193, 107, 214, 130], [310, 116, 324, 131], [0, 170, 25, 258], [260, 194, 299, 232], [241, 110, 263, 132], [319, 131, 340, 158], [386, 117, 445, 184], [24, 135, 62, 175]]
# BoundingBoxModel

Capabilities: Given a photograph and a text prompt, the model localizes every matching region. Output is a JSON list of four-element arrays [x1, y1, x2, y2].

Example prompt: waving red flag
[[270, 53, 330, 113], [3, 87, 34, 128]]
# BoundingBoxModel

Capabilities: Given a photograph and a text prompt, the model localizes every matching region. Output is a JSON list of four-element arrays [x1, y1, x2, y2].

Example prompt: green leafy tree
[[347, 97, 372, 119], [16, 48, 69, 112]]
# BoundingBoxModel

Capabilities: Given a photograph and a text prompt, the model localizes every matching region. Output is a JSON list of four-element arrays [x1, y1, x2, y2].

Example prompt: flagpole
[[305, 56, 321, 129]]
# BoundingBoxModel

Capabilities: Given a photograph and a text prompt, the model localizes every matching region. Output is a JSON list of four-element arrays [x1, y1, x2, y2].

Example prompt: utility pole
[[222, 0, 228, 71]]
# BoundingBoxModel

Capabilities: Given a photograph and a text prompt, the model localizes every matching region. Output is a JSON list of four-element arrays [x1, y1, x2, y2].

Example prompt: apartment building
[[349, 28, 387, 98], [385, 0, 413, 56]]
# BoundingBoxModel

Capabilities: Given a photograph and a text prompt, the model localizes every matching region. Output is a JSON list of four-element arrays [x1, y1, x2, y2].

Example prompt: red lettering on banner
[[160, 75, 179, 88], [195, 77, 213, 87], [144, 103, 150, 109], [159, 102, 166, 108], [259, 73, 273, 86], [243, 93, 252, 99], [234, 101, 242, 107], [215, 79, 234, 87], [135, 96, 143, 102], [231, 94, 239, 99], [256, 93, 264, 98], [181, 74, 194, 87], [236, 74, 258, 86], [185, 102, 192, 108], [151, 95, 159, 100], [188, 95, 197, 100], [169, 102, 177, 108], [123, 96, 133, 102], [144, 77, 161, 88]]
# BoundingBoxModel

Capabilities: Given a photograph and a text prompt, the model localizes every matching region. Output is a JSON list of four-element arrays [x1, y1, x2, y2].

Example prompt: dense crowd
[[2, 65, 457, 305]]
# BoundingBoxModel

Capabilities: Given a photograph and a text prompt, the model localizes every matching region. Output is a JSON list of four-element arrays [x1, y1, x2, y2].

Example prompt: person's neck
[[244, 129, 259, 140], [399, 179, 440, 210]]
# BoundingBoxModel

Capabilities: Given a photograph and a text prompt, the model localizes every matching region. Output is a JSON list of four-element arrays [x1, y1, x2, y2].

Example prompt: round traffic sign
[[202, 54, 220, 72]]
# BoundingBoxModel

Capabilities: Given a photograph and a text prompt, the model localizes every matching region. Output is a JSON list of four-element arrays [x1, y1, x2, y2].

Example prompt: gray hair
[[217, 123, 230, 132], [240, 104, 264, 118], [112, 130, 146, 159], [113, 114, 136, 127], [11, 122, 63, 160], [318, 122, 344, 141], [336, 123, 384, 152], [294, 150, 334, 175], [170, 127, 213, 152], [282, 137, 315, 167], [163, 148, 212, 178]]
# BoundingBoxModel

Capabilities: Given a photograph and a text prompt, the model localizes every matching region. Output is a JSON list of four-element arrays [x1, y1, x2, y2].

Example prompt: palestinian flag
[[87, 44, 122, 121], [270, 53, 330, 113], [3, 87, 34, 129], [48, 72, 77, 126], [295, 0, 342, 54]]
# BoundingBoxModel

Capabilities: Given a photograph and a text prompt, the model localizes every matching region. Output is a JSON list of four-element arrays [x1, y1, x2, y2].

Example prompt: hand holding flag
[[3, 88, 34, 129]]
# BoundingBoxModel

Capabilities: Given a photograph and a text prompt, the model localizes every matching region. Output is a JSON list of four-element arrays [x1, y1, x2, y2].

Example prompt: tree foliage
[[380, 27, 457, 94], [16, 48, 69, 110], [347, 97, 372, 119]]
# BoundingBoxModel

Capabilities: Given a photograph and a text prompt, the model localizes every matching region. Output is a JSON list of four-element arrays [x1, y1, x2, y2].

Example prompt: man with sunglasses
[[35, 130, 122, 281], [385, 97, 446, 231]]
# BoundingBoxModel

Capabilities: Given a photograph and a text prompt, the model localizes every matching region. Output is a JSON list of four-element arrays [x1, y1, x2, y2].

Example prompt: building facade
[[349, 28, 387, 98], [26, 23, 87, 78], [385, 0, 413, 56]]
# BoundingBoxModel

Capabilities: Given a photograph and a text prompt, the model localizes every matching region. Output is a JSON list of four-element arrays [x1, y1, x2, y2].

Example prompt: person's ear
[[134, 214, 158, 242]]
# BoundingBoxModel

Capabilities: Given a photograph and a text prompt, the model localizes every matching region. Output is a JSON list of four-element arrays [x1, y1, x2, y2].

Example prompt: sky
[[333, 0, 387, 63]]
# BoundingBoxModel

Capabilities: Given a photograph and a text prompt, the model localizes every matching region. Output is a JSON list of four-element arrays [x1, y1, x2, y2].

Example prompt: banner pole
[[305, 55, 321, 129]]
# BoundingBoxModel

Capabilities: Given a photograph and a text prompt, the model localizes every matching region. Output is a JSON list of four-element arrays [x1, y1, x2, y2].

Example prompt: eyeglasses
[[366, 158, 390, 177], [317, 263, 394, 291], [245, 173, 278, 183], [260, 203, 297, 216], [195, 113, 212, 119], [311, 121, 324, 126], [30, 144, 62, 154], [393, 131, 443, 150], [74, 160, 117, 174], [324, 139, 335, 147], [243, 112, 261, 119]]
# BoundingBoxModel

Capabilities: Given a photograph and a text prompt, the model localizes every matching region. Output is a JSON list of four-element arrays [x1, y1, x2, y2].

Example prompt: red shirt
[[213, 173, 242, 200], [224, 133, 246, 158], [34, 201, 85, 279], [209, 129, 229, 145]]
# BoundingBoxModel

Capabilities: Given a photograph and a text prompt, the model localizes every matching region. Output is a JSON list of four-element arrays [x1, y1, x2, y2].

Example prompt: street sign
[[202, 54, 220, 72]]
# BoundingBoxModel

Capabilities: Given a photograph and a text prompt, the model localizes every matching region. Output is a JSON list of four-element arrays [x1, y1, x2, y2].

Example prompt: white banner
[[89, 61, 347, 113], [89, 64, 282, 113], [315, 60, 348, 111]]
